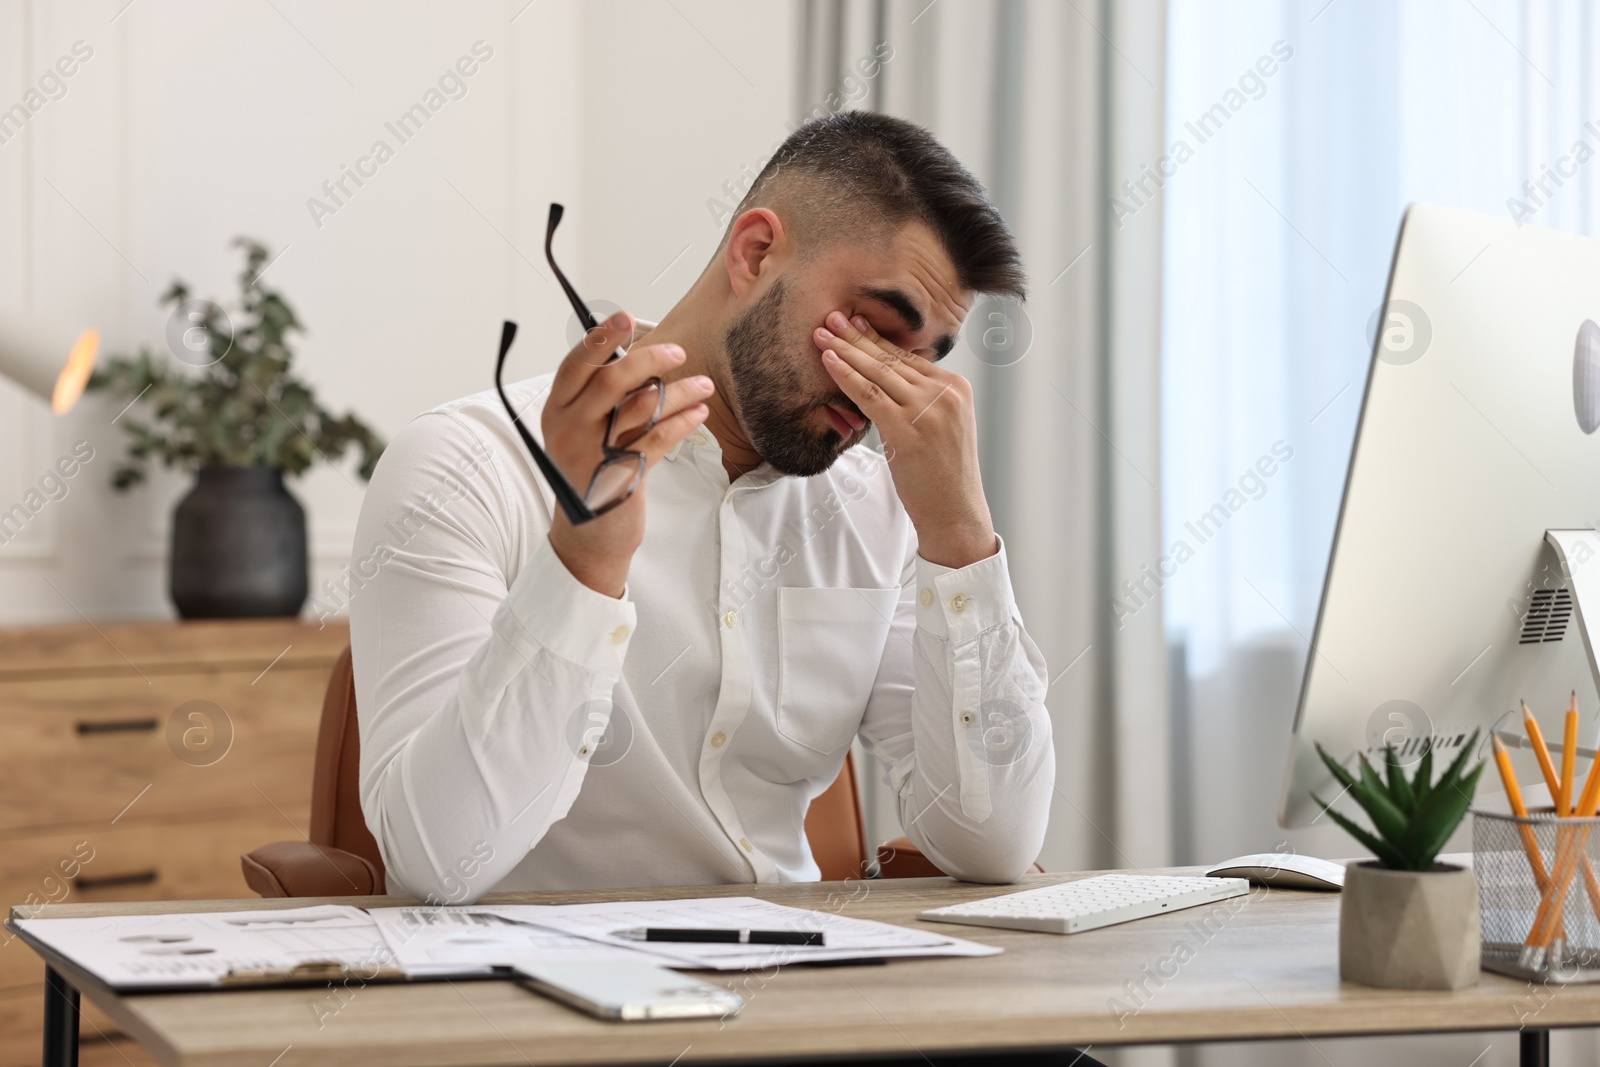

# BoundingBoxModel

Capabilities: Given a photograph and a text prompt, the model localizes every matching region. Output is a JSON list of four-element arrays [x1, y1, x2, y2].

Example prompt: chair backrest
[[310, 647, 387, 880], [804, 745, 869, 881], [313, 647, 871, 888]]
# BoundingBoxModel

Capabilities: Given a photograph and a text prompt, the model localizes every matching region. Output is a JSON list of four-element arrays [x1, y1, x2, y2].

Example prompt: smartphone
[[513, 961, 743, 1021]]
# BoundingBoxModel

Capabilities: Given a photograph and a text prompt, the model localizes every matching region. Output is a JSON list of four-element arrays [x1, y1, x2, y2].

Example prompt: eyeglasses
[[492, 203, 664, 526]]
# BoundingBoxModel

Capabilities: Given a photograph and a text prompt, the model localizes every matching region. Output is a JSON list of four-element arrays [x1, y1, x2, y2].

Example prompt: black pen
[[612, 927, 824, 946]]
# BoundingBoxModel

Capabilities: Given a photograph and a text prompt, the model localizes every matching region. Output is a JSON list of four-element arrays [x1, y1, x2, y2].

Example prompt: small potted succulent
[[89, 239, 384, 619], [1314, 730, 1485, 990]]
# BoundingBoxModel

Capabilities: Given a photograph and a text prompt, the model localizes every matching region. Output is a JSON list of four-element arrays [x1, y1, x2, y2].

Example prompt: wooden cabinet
[[0, 619, 346, 1067]]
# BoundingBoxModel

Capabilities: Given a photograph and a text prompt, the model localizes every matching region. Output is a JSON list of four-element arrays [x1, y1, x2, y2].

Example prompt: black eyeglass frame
[[491, 203, 664, 526]]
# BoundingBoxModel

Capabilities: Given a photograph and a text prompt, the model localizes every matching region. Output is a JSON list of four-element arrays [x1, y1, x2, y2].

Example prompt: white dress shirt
[[347, 373, 1054, 903]]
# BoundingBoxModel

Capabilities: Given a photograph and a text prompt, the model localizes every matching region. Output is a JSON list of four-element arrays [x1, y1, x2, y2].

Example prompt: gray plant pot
[[170, 466, 308, 618], [1339, 861, 1480, 990]]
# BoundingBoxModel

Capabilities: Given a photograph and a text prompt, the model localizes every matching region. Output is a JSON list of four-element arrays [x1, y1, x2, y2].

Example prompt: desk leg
[[1521, 1028, 1549, 1067], [42, 967, 79, 1067]]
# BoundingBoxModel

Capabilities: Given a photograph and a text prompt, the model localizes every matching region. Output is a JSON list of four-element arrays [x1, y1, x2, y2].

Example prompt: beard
[[722, 278, 867, 477]]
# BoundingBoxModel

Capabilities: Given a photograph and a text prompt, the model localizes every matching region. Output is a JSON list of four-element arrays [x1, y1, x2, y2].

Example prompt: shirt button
[[950, 594, 969, 613], [710, 731, 727, 748], [724, 610, 738, 628], [919, 588, 933, 606], [611, 625, 629, 644], [960, 712, 974, 726], [578, 744, 591, 756], [691, 430, 708, 446], [740, 837, 754, 853]]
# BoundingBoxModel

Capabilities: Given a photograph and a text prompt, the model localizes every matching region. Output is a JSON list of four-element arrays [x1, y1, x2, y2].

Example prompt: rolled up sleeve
[[858, 535, 1055, 884], [350, 411, 635, 904]]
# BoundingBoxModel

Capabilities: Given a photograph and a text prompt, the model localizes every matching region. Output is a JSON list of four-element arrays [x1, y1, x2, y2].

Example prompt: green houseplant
[[1314, 731, 1485, 990], [88, 239, 384, 618]]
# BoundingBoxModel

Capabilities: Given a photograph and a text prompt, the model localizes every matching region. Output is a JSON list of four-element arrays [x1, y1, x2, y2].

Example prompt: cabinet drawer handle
[[75, 718, 160, 735], [73, 869, 158, 891]]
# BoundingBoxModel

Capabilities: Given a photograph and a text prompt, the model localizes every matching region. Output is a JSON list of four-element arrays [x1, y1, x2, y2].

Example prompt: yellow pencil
[[1573, 711, 1600, 924], [1492, 736, 1551, 889], [1582, 860, 1600, 928], [1524, 700, 1564, 809], [1562, 693, 1580, 814], [1530, 740, 1600, 947]]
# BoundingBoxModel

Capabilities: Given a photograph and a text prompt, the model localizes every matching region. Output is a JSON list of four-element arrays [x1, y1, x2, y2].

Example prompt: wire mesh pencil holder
[[1476, 808, 1600, 983]]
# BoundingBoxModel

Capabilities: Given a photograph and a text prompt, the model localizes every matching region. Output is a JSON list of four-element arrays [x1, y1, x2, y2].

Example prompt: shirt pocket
[[775, 586, 900, 754]]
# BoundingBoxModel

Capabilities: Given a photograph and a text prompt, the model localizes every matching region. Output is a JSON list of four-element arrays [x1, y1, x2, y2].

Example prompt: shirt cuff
[[502, 535, 637, 676], [914, 535, 1017, 644]]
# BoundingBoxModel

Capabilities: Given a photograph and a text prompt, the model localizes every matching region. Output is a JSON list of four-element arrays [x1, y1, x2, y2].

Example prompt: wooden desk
[[10, 871, 1584, 1067]]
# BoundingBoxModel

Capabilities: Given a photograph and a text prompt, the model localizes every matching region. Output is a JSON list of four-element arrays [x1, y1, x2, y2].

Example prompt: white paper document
[[474, 896, 1002, 970], [11, 905, 401, 989], [13, 897, 1000, 990], [366, 905, 644, 969]]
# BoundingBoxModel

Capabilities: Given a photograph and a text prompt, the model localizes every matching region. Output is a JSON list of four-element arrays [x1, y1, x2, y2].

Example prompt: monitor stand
[[1494, 531, 1600, 765], [1543, 529, 1600, 739], [1478, 532, 1600, 988]]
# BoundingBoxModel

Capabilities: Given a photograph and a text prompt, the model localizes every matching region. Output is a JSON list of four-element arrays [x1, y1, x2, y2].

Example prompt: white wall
[[0, 0, 797, 623]]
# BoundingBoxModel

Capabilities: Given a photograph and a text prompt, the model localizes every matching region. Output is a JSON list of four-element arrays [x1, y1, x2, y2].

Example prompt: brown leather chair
[[242, 646, 956, 897]]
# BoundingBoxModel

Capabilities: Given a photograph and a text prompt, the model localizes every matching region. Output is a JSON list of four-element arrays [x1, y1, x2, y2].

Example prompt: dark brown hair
[[731, 111, 1026, 301]]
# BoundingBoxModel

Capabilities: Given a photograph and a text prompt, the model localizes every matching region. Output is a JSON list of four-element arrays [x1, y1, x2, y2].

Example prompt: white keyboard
[[918, 874, 1251, 935]]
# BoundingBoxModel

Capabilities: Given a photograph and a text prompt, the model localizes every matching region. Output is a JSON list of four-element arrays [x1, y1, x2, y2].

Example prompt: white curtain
[[1164, 1, 1600, 1065], [799, 0, 1175, 893]]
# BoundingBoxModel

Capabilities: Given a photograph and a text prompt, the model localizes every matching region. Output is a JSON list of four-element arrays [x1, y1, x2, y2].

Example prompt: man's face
[[722, 220, 971, 477]]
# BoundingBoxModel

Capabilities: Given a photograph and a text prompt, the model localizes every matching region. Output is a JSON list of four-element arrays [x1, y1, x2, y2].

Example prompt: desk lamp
[[0, 313, 100, 413]]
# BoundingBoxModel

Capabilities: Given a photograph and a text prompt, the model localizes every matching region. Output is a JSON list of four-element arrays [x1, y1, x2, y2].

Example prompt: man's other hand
[[815, 311, 998, 569]]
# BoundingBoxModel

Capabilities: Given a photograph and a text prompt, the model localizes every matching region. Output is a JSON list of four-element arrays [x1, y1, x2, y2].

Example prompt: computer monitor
[[1279, 203, 1600, 827]]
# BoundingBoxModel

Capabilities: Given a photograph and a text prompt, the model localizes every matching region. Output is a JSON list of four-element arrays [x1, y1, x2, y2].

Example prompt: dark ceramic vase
[[170, 466, 308, 618]]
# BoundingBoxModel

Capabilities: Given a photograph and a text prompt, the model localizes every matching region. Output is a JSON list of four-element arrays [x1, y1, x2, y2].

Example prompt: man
[[351, 111, 1054, 902]]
